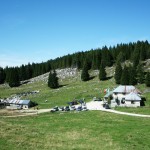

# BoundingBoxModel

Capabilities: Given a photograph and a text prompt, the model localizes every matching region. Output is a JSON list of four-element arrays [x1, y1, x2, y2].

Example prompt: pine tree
[[128, 65, 137, 85], [116, 51, 125, 63], [121, 65, 129, 85], [114, 61, 122, 84], [136, 63, 145, 84], [145, 72, 150, 87], [9, 68, 20, 87], [53, 70, 59, 88], [99, 61, 106, 80], [132, 43, 140, 68], [81, 61, 90, 81], [20, 65, 27, 81], [26, 63, 33, 79], [48, 70, 59, 89], [48, 71, 53, 88], [0, 67, 5, 84]]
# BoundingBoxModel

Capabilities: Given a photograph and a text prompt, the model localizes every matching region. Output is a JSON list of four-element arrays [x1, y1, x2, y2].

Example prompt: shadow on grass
[[141, 97, 146, 106], [58, 84, 68, 88], [106, 76, 113, 80], [21, 80, 30, 85], [89, 76, 96, 80], [100, 76, 113, 81]]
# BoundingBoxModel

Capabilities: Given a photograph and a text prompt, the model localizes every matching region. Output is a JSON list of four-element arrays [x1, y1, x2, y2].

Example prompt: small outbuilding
[[125, 92, 141, 107], [18, 100, 31, 109], [110, 85, 142, 107], [7, 99, 31, 109]]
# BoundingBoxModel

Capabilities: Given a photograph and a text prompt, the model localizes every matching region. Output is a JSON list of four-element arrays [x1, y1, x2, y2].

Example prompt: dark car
[[105, 104, 110, 109]]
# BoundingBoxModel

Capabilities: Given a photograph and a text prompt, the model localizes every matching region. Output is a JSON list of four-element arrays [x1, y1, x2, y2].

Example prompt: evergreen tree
[[48, 70, 59, 89], [0, 67, 5, 84], [5, 66, 11, 83], [20, 65, 27, 81], [132, 43, 140, 68], [81, 61, 90, 81], [48, 71, 53, 88], [147, 47, 150, 59], [9, 68, 20, 87], [136, 63, 145, 84], [101, 46, 113, 67], [26, 63, 33, 79], [116, 51, 125, 63], [121, 65, 129, 85], [1, 40, 150, 82], [145, 72, 150, 87], [114, 61, 122, 84], [128, 65, 137, 85], [53, 70, 59, 88], [140, 46, 146, 61], [99, 61, 106, 80]]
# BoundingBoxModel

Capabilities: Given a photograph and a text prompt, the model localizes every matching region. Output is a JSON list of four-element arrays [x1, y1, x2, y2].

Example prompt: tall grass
[[1, 111, 150, 150]]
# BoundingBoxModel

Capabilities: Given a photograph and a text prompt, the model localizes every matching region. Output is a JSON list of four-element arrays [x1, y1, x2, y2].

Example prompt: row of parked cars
[[50, 105, 88, 112]]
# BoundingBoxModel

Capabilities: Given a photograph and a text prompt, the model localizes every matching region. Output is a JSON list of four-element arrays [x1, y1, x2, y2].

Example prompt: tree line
[[0, 40, 150, 87], [114, 61, 150, 86]]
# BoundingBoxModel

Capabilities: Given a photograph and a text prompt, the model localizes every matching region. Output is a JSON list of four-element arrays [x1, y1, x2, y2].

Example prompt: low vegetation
[[1, 111, 150, 150], [0, 68, 150, 149]]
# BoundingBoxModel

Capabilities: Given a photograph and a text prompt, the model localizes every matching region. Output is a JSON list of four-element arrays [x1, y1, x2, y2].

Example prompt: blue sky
[[0, 0, 150, 67]]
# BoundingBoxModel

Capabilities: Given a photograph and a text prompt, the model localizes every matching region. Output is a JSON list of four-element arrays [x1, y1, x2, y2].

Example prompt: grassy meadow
[[1, 111, 150, 150], [0, 70, 116, 109], [0, 70, 150, 150]]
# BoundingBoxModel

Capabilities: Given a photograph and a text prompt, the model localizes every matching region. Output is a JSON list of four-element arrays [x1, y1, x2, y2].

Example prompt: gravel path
[[2, 101, 150, 118], [86, 101, 150, 118], [100, 109, 150, 118]]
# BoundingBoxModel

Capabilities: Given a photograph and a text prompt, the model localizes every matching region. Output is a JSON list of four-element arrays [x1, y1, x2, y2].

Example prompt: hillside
[[0, 66, 150, 110], [0, 41, 150, 88], [0, 68, 113, 108], [0, 67, 150, 150]]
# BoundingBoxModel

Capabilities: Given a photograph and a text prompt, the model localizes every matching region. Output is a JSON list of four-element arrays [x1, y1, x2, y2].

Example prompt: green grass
[[114, 106, 150, 115], [0, 70, 150, 112], [0, 71, 116, 109], [0, 70, 150, 149], [1, 111, 150, 150]]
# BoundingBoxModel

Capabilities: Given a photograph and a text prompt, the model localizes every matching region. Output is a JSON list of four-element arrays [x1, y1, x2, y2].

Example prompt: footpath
[[2, 101, 150, 118]]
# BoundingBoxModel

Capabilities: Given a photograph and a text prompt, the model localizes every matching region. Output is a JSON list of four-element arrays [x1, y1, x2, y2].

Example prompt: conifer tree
[[0, 67, 5, 84], [136, 63, 144, 84], [81, 61, 90, 81], [9, 68, 20, 87], [121, 65, 129, 85], [128, 65, 137, 85], [99, 61, 106, 80], [114, 61, 122, 84], [20, 65, 27, 81], [132, 43, 140, 68], [53, 70, 59, 88], [145, 72, 150, 87], [48, 71, 53, 88], [116, 51, 125, 63], [48, 70, 59, 89]]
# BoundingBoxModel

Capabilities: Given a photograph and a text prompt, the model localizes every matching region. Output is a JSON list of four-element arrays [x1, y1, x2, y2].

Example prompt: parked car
[[93, 97, 102, 101], [105, 104, 110, 109], [65, 106, 70, 111]]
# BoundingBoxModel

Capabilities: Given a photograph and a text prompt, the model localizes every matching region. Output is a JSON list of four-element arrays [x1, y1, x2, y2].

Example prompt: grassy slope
[[0, 70, 116, 109], [0, 70, 150, 111], [0, 70, 150, 149], [0, 111, 150, 150]]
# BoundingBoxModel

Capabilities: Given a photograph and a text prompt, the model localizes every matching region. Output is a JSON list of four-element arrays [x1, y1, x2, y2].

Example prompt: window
[[121, 98, 125, 104], [131, 101, 135, 104]]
